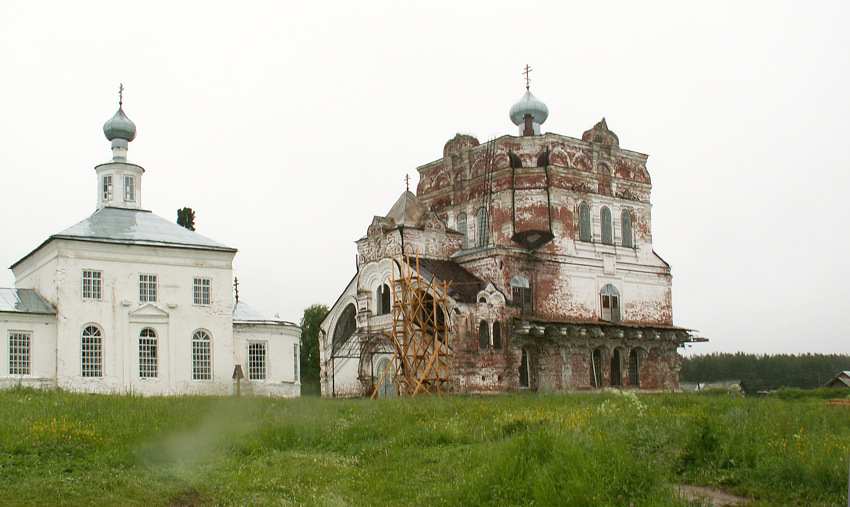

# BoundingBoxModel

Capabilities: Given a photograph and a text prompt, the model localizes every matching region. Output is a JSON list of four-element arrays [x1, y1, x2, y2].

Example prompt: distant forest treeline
[[680, 353, 850, 392]]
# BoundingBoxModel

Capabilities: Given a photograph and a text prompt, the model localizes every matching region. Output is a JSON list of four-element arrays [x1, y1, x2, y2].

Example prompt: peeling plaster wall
[[321, 126, 690, 397]]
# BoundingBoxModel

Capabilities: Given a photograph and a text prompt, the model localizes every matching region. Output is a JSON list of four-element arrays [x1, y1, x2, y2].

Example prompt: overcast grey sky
[[1, 1, 848, 355]]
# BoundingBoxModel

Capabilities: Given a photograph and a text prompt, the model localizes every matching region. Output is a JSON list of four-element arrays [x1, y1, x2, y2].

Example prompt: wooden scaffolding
[[372, 252, 453, 398]]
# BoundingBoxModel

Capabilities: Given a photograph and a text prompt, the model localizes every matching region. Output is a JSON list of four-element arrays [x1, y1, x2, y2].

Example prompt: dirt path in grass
[[676, 485, 751, 505]]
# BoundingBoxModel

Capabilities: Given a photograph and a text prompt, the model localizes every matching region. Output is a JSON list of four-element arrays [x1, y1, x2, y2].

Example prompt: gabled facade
[[320, 88, 699, 397], [0, 96, 301, 396]]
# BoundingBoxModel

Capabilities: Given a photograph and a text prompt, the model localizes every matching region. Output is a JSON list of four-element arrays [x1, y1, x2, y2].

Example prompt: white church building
[[0, 96, 301, 397]]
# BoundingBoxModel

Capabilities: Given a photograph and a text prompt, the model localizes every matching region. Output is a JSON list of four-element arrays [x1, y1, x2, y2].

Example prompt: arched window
[[621, 210, 633, 248], [600, 284, 621, 322], [511, 276, 532, 316], [476, 208, 488, 247], [478, 321, 490, 350], [492, 322, 502, 350], [332, 303, 357, 354], [579, 203, 591, 242], [629, 349, 641, 387], [519, 348, 530, 387], [601, 206, 613, 245], [139, 328, 158, 378], [457, 213, 468, 249], [376, 284, 391, 315], [81, 325, 103, 378], [192, 330, 212, 380], [591, 347, 604, 388], [611, 349, 621, 387]]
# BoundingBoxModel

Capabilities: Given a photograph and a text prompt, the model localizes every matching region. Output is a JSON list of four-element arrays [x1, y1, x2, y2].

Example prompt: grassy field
[[0, 388, 848, 506]]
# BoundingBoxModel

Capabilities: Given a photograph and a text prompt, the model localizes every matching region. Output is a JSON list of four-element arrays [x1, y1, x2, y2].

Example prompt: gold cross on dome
[[523, 65, 532, 90]]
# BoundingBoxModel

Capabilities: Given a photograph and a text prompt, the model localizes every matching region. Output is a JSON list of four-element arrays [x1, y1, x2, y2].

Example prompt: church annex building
[[0, 97, 301, 396], [320, 87, 701, 397]]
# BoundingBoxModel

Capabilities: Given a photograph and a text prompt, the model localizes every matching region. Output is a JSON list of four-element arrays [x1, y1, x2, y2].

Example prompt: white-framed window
[[102, 175, 113, 201], [192, 330, 211, 380], [9, 331, 31, 375], [293, 344, 300, 381], [82, 270, 102, 300], [81, 325, 103, 377], [193, 278, 211, 306], [600, 284, 621, 322], [139, 274, 157, 302], [248, 341, 267, 380], [124, 175, 135, 202], [139, 328, 158, 378]]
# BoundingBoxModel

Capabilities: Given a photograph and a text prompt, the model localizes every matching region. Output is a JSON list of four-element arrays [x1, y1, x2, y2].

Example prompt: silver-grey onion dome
[[103, 106, 137, 141], [509, 90, 549, 126]]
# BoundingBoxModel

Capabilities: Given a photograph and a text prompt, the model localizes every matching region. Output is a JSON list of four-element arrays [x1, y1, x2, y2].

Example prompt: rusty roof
[[405, 258, 482, 303], [0, 288, 56, 314]]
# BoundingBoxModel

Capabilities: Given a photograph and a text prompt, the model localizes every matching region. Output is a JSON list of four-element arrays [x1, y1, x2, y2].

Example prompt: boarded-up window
[[478, 321, 489, 350], [457, 213, 468, 249], [600, 284, 621, 322], [510, 276, 532, 316], [621, 210, 633, 248], [601, 206, 613, 245], [579, 203, 591, 242]]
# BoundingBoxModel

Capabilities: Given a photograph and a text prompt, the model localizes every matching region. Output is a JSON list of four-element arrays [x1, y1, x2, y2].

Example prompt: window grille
[[476, 208, 488, 247], [9, 331, 31, 375], [293, 344, 299, 381], [102, 175, 113, 201], [193, 278, 211, 305], [124, 175, 135, 201], [248, 342, 267, 380], [81, 325, 103, 377], [139, 328, 158, 378], [139, 274, 157, 302], [82, 270, 102, 299], [192, 330, 211, 380], [629, 349, 641, 387]]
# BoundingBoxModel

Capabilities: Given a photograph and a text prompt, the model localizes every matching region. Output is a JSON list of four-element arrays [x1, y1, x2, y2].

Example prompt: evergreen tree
[[300, 304, 329, 396], [177, 207, 196, 231]]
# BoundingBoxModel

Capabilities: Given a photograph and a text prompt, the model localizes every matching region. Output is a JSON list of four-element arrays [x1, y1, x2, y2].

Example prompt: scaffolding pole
[[371, 252, 453, 398]]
